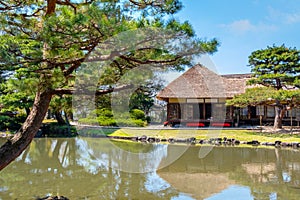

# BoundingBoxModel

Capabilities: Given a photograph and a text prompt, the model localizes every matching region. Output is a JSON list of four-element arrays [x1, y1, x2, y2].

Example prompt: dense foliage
[[0, 0, 218, 128], [248, 45, 300, 89], [228, 45, 300, 128], [0, 0, 220, 170]]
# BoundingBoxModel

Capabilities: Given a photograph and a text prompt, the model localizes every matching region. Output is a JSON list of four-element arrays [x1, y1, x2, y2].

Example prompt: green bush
[[130, 109, 145, 120], [96, 108, 114, 118], [97, 117, 117, 126], [115, 118, 146, 127], [78, 118, 99, 125], [132, 119, 147, 127], [0, 114, 26, 131], [96, 108, 117, 126], [78, 108, 147, 127]]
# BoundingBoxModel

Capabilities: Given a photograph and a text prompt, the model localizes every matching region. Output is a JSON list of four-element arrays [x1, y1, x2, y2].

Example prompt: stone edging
[[108, 135, 300, 148]]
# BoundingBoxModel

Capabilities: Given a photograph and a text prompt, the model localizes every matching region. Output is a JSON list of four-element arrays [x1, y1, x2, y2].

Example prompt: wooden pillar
[[177, 103, 181, 119], [203, 100, 206, 120], [167, 103, 171, 121], [264, 105, 267, 120], [247, 106, 251, 119]]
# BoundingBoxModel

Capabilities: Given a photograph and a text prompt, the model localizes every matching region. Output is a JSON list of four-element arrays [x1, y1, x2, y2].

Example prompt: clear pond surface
[[1, 137, 300, 199]]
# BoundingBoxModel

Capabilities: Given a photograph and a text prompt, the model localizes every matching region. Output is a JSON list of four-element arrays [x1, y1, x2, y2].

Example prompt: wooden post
[[260, 115, 262, 127], [236, 109, 240, 127], [230, 106, 233, 120], [290, 109, 293, 133], [203, 100, 206, 119]]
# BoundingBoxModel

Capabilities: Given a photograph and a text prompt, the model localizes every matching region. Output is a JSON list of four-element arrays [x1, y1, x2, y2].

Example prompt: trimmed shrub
[[97, 117, 117, 126], [78, 108, 147, 127], [130, 109, 145, 121], [78, 118, 99, 125], [115, 118, 146, 127], [132, 119, 147, 127], [96, 108, 114, 118], [96, 108, 117, 126]]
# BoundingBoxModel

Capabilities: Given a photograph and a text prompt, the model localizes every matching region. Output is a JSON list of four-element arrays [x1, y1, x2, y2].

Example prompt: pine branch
[[53, 84, 134, 95]]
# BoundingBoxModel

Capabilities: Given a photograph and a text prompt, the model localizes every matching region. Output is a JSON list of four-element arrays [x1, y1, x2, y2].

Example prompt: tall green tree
[[0, 70, 37, 116], [228, 45, 300, 129], [0, 0, 219, 170], [49, 95, 73, 125], [129, 81, 163, 115]]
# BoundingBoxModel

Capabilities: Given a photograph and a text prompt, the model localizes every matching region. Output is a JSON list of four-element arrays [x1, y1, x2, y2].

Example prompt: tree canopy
[[228, 44, 300, 129], [227, 87, 300, 107], [248, 45, 300, 89], [0, 0, 219, 170]]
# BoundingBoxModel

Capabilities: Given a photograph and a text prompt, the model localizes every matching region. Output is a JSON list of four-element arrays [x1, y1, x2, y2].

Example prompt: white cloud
[[268, 7, 300, 24], [284, 13, 300, 24], [221, 19, 277, 35], [227, 20, 255, 32]]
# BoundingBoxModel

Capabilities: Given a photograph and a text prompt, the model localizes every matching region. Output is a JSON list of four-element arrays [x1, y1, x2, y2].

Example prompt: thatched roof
[[157, 64, 251, 100]]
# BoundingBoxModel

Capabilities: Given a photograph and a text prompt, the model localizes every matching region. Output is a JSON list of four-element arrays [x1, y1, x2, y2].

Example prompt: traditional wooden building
[[157, 64, 299, 127]]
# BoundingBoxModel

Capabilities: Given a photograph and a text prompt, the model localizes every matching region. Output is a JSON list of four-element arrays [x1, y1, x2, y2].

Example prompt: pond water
[[1, 137, 300, 200]]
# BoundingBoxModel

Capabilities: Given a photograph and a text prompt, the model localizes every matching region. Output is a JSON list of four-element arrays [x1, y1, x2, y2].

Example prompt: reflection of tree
[[158, 146, 300, 200], [224, 148, 300, 200], [3, 139, 300, 199], [82, 137, 169, 173], [0, 138, 182, 199]]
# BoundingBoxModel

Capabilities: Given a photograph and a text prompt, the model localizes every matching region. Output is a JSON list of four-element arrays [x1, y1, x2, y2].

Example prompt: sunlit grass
[[108, 128, 300, 143], [42, 119, 58, 123]]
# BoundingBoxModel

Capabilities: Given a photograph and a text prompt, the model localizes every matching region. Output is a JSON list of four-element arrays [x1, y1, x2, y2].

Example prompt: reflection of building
[[156, 145, 300, 200], [242, 163, 276, 183], [158, 172, 235, 200], [156, 64, 299, 127]]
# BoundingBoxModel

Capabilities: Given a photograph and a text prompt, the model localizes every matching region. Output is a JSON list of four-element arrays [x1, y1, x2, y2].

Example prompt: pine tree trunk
[[55, 111, 66, 125], [25, 107, 31, 117], [0, 89, 52, 171], [274, 106, 282, 129], [0, 0, 59, 171], [274, 105, 285, 129]]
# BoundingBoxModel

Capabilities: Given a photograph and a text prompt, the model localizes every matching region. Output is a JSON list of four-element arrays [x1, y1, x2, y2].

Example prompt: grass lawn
[[107, 128, 300, 143]]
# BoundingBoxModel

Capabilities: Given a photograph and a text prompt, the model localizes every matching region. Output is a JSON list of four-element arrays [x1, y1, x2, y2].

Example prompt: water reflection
[[0, 138, 300, 199], [159, 145, 300, 199]]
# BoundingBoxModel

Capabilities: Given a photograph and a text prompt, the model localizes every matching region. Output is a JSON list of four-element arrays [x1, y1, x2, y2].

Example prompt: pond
[[1, 137, 300, 199]]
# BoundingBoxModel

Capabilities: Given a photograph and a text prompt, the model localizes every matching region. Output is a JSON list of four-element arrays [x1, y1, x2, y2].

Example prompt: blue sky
[[175, 0, 300, 74]]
